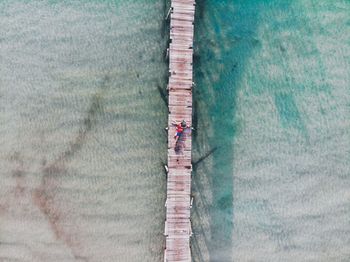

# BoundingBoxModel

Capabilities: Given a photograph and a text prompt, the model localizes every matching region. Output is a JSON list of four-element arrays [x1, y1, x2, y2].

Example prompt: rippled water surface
[[0, 1, 168, 261], [192, 1, 350, 261], [1, 0, 349, 262]]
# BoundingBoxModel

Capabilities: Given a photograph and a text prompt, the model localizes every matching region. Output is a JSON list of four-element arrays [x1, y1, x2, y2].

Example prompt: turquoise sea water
[[192, 0, 350, 261], [0, 0, 349, 262]]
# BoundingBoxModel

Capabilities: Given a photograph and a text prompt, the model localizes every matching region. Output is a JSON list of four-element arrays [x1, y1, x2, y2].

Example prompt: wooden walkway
[[164, 0, 195, 261]]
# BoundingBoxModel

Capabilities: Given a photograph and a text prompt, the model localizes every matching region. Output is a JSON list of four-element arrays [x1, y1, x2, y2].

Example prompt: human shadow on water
[[191, 1, 263, 261]]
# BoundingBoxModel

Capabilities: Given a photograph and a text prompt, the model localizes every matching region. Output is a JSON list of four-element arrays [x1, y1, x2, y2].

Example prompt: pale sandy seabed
[[0, 1, 350, 262], [1, 1, 168, 261]]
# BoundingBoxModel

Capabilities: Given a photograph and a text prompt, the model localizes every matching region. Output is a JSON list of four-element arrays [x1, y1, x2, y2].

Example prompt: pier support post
[[165, 7, 172, 20], [166, 48, 169, 59]]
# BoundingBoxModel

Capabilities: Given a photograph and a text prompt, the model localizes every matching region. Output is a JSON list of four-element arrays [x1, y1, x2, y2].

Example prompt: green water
[[0, 1, 168, 261], [192, 0, 350, 261], [0, 0, 349, 261]]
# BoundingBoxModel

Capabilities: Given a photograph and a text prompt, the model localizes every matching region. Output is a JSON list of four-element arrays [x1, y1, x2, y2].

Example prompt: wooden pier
[[164, 0, 195, 261]]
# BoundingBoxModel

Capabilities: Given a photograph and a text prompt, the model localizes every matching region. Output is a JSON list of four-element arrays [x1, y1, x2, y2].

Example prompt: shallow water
[[1, 0, 350, 262], [0, 1, 168, 261], [192, 0, 350, 261]]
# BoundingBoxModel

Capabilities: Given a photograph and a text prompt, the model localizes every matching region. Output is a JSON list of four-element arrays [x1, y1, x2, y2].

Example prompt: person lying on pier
[[173, 120, 191, 154], [173, 120, 188, 141]]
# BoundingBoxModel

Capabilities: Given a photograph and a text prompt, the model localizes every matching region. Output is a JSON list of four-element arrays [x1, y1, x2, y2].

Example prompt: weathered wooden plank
[[165, 1, 194, 261]]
